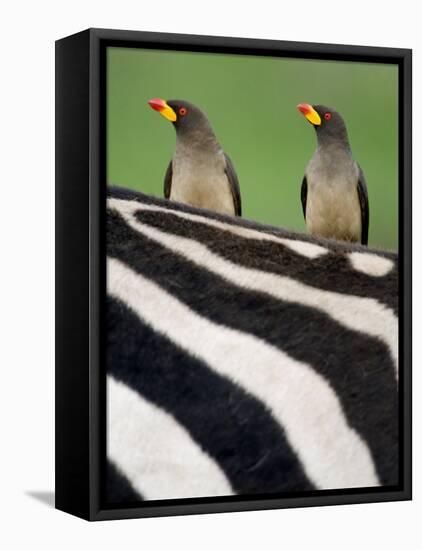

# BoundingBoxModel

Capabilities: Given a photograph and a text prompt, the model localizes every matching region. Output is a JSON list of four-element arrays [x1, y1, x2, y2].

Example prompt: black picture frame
[[55, 28, 412, 521]]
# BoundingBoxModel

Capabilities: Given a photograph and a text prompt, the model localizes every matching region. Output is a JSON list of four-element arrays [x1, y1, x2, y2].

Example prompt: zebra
[[106, 185, 398, 504]]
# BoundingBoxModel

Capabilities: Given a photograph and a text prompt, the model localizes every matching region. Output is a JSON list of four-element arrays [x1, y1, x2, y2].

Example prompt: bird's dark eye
[[179, 107, 187, 116], [324, 112, 332, 121]]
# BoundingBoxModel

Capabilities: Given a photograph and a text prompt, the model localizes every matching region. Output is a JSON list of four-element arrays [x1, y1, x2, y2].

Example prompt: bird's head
[[148, 98, 214, 139], [297, 103, 350, 147]]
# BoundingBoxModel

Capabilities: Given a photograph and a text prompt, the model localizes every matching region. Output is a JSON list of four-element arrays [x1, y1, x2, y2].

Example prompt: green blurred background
[[107, 47, 398, 250]]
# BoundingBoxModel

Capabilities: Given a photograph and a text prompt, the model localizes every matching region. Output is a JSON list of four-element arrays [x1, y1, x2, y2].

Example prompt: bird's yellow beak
[[148, 98, 177, 122], [297, 103, 321, 126]]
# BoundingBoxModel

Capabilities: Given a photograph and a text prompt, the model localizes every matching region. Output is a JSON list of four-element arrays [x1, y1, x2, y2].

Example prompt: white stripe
[[108, 257, 380, 490], [112, 198, 328, 259], [348, 251, 395, 277], [108, 376, 233, 500], [109, 197, 399, 375]]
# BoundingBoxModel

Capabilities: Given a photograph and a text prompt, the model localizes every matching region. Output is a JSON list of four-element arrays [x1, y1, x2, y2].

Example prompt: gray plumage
[[300, 105, 369, 245], [160, 100, 241, 216]]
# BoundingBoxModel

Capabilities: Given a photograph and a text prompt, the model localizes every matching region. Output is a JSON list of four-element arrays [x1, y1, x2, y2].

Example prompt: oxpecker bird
[[297, 103, 369, 245], [148, 98, 241, 216]]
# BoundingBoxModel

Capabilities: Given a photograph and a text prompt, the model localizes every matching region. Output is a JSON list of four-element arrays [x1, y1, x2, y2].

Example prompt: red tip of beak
[[148, 98, 166, 112], [297, 103, 311, 115]]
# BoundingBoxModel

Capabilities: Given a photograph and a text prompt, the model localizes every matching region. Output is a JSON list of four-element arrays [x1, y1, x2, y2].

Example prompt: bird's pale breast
[[171, 147, 235, 216], [306, 154, 362, 242]]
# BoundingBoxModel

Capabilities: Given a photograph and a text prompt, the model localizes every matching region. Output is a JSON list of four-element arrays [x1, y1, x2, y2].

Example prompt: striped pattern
[[106, 187, 399, 504]]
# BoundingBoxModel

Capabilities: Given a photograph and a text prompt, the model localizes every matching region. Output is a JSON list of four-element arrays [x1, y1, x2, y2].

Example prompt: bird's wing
[[357, 165, 369, 246], [163, 160, 173, 199], [224, 153, 241, 216], [301, 176, 308, 220]]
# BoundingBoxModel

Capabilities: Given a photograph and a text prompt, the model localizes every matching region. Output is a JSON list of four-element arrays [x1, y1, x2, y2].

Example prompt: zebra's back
[[106, 186, 398, 503]]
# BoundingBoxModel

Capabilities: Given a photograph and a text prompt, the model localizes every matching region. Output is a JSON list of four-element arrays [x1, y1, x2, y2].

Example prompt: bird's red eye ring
[[324, 112, 332, 121], [179, 107, 187, 116]]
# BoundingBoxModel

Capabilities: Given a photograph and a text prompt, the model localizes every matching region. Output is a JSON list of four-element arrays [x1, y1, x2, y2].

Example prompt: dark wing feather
[[301, 176, 308, 220], [163, 160, 173, 199], [357, 166, 369, 245], [224, 153, 241, 216]]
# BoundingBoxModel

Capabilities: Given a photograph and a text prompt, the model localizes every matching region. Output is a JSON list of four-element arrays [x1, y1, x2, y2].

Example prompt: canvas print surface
[[105, 47, 399, 505]]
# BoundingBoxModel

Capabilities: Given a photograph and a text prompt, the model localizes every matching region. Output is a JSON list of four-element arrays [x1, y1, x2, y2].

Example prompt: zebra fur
[[106, 186, 398, 504]]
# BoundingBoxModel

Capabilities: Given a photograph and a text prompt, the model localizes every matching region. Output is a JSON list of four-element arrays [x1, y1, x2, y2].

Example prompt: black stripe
[[106, 460, 143, 504], [107, 186, 398, 269], [132, 207, 398, 315], [107, 208, 399, 487], [107, 186, 396, 257], [107, 296, 314, 495]]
